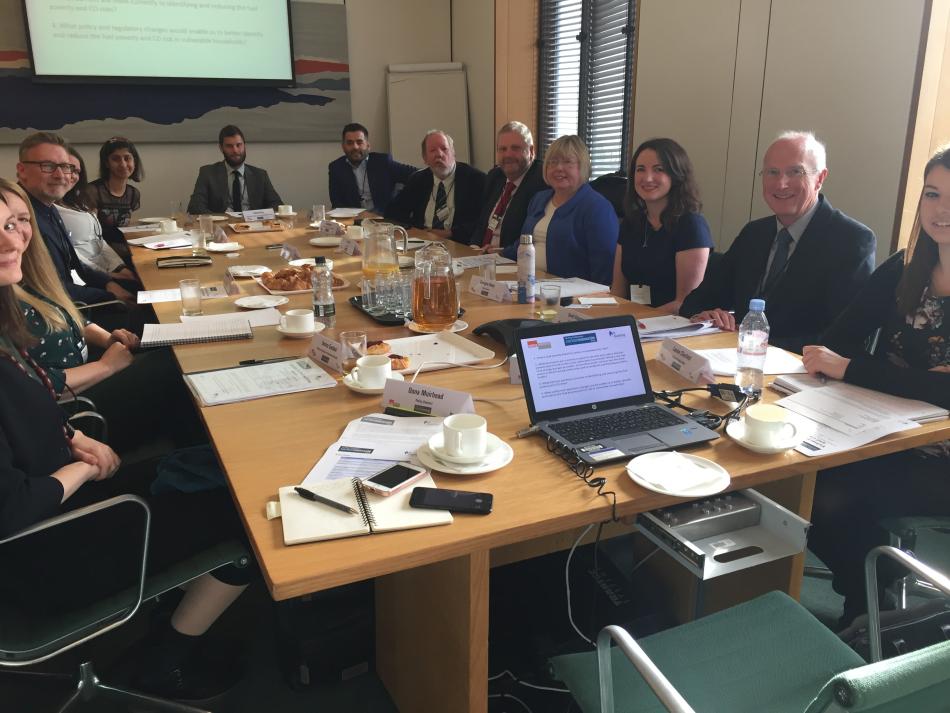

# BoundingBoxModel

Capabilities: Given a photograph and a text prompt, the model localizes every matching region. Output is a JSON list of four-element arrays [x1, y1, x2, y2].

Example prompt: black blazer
[[384, 162, 486, 243], [466, 160, 548, 248], [679, 195, 876, 353], [327, 152, 417, 214], [187, 162, 283, 214]]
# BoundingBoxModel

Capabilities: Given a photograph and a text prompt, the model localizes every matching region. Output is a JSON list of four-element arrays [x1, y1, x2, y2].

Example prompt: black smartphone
[[409, 487, 493, 515]]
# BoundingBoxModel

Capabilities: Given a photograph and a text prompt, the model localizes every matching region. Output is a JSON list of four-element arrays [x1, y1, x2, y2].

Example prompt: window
[[538, 0, 637, 178]]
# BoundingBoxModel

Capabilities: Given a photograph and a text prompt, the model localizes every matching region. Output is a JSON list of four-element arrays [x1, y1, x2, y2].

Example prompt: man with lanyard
[[327, 122, 417, 214]]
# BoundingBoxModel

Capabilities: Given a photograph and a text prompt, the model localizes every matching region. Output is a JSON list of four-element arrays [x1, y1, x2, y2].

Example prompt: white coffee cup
[[346, 225, 364, 241], [743, 403, 798, 447], [443, 413, 488, 458], [277, 204, 293, 215], [351, 354, 392, 388], [160, 218, 178, 234], [279, 309, 315, 333]]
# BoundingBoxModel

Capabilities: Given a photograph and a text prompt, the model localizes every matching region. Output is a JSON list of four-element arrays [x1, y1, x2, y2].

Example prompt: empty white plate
[[234, 295, 288, 309]]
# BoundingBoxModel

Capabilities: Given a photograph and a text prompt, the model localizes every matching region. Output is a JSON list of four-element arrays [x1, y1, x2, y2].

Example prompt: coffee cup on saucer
[[277, 204, 294, 216], [350, 354, 392, 389], [743, 403, 798, 448], [442, 414, 488, 459], [279, 309, 315, 334], [160, 218, 178, 234], [346, 225, 363, 241]]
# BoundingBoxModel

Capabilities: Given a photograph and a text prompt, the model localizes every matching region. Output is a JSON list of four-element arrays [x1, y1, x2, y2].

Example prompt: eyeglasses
[[759, 167, 816, 181], [547, 157, 579, 168], [22, 160, 78, 176]]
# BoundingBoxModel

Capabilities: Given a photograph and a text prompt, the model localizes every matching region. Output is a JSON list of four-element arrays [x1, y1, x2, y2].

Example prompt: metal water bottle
[[517, 234, 536, 304]]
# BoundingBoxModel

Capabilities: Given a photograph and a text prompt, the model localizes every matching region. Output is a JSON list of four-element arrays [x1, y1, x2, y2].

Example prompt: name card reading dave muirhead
[[382, 380, 475, 417]]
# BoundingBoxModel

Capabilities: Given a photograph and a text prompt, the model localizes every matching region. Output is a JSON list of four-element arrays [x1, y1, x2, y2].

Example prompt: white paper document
[[302, 414, 443, 484], [127, 231, 195, 248], [325, 207, 365, 218], [636, 315, 720, 341], [577, 296, 617, 305], [119, 223, 160, 233], [779, 385, 928, 437], [137, 285, 227, 304], [795, 419, 920, 457], [697, 347, 807, 376], [179, 307, 281, 327], [454, 254, 516, 269], [184, 357, 336, 406], [500, 277, 610, 298]]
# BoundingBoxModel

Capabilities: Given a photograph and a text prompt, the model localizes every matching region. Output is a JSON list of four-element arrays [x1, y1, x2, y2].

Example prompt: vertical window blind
[[538, 0, 636, 178]]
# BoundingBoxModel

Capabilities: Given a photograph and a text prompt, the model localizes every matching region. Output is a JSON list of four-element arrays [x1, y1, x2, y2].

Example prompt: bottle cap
[[749, 298, 765, 311], [315, 256, 327, 265], [519, 234, 533, 245]]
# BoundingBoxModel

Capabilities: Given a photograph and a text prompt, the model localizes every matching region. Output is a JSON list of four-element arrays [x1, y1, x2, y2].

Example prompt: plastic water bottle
[[736, 298, 769, 396], [517, 234, 536, 304], [311, 256, 336, 328]]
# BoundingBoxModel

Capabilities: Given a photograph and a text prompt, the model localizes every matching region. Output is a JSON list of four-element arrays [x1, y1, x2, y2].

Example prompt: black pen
[[294, 486, 358, 515], [239, 356, 295, 366]]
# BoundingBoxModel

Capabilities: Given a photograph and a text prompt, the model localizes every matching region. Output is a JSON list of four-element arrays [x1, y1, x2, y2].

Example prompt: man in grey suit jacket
[[679, 131, 876, 353], [187, 125, 283, 214]]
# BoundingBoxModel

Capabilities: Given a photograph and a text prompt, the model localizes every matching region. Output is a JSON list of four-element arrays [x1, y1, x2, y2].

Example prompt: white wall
[[1, 0, 496, 217]]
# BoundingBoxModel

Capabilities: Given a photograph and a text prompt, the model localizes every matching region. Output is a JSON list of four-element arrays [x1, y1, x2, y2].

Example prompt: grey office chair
[[0, 494, 249, 713]]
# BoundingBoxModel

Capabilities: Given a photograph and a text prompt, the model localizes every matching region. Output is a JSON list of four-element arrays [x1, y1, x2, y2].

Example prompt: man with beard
[[385, 129, 486, 243], [187, 125, 283, 214], [468, 121, 547, 250], [328, 122, 417, 214]]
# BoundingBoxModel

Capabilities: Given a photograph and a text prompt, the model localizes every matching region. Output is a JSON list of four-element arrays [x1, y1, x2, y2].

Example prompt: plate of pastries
[[254, 265, 349, 295]]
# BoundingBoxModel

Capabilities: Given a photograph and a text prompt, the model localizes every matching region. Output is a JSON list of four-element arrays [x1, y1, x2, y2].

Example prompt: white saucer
[[289, 257, 316, 267], [626, 452, 730, 498], [405, 319, 468, 334], [234, 295, 288, 309], [276, 323, 325, 339], [426, 432, 506, 465], [309, 237, 342, 247], [139, 216, 167, 223], [342, 371, 405, 395], [726, 419, 807, 454], [228, 265, 269, 277], [276, 212, 297, 218], [210, 215, 228, 221], [207, 242, 243, 252], [416, 441, 514, 475]]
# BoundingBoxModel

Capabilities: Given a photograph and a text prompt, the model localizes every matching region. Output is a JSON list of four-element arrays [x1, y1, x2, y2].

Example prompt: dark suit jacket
[[328, 152, 417, 214], [384, 162, 486, 244], [679, 195, 876, 353], [466, 160, 547, 248], [187, 162, 283, 214]]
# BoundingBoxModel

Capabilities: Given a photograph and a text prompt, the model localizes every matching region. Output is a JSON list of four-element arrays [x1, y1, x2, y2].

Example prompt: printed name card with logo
[[242, 208, 276, 222], [657, 338, 714, 384], [339, 237, 362, 256], [468, 275, 512, 303], [382, 380, 475, 417], [308, 335, 343, 373]]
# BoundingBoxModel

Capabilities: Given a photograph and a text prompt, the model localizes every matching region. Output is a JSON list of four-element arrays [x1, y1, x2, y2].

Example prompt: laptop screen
[[517, 317, 652, 421]]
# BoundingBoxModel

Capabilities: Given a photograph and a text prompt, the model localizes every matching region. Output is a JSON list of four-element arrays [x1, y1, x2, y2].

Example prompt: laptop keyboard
[[549, 405, 683, 444]]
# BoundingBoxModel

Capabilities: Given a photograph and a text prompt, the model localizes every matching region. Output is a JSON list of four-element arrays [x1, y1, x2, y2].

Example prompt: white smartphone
[[362, 462, 428, 496]]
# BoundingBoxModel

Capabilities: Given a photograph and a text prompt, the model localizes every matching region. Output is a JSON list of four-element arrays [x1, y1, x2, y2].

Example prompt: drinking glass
[[361, 278, 384, 315], [311, 204, 326, 225], [179, 279, 203, 316], [193, 214, 212, 256], [479, 257, 496, 282], [538, 284, 561, 321], [339, 331, 367, 375]]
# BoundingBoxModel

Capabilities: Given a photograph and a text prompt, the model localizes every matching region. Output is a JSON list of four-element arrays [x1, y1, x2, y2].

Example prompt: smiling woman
[[86, 136, 144, 231]]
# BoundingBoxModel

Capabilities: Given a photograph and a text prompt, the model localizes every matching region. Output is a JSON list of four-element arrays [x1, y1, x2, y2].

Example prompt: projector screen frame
[[20, 0, 297, 87]]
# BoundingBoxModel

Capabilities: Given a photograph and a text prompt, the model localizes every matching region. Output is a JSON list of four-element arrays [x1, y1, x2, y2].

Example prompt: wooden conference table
[[130, 218, 950, 713]]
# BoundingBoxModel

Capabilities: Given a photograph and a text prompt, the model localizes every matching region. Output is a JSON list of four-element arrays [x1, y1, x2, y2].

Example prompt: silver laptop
[[514, 315, 719, 465]]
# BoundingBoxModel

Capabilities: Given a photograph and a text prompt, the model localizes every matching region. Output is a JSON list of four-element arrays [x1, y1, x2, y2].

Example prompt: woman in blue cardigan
[[503, 135, 618, 285]]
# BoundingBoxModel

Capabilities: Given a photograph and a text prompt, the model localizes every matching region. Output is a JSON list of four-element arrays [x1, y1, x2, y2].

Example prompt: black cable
[[546, 435, 618, 522], [653, 382, 755, 430]]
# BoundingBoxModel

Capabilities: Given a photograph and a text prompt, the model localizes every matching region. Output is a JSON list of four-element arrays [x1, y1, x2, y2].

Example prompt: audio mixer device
[[637, 490, 810, 580]]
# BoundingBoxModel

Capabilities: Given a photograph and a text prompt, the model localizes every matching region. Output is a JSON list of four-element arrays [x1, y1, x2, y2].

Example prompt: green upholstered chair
[[0, 494, 250, 713], [550, 546, 950, 713]]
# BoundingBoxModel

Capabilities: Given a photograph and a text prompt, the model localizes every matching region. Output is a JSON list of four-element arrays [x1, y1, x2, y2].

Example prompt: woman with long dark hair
[[804, 146, 950, 626], [610, 138, 713, 313]]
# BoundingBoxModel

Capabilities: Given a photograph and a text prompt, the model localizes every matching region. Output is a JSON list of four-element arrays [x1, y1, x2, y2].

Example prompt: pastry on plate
[[366, 340, 391, 355], [388, 354, 410, 369]]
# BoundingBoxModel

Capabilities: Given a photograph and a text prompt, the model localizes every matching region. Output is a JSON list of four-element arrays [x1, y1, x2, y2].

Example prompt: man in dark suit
[[187, 125, 283, 214], [468, 121, 547, 250], [384, 130, 486, 244], [680, 131, 876, 353], [327, 122, 417, 214]]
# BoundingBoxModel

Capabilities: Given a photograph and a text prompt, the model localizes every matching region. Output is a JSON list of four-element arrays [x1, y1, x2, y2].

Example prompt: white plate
[[416, 441, 514, 475], [210, 215, 228, 221], [427, 432, 506, 465], [234, 295, 288, 309], [276, 212, 297, 218], [276, 323, 326, 339], [725, 419, 807, 454], [405, 319, 468, 334], [254, 274, 349, 295], [378, 332, 495, 375], [139, 216, 167, 223], [228, 265, 269, 278], [626, 452, 730, 498], [207, 242, 243, 252], [342, 371, 405, 395], [309, 237, 342, 247], [399, 238, 429, 251], [289, 258, 316, 267]]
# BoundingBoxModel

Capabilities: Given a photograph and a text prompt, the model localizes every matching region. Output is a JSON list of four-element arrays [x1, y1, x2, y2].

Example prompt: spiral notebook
[[140, 320, 253, 348], [277, 474, 452, 545]]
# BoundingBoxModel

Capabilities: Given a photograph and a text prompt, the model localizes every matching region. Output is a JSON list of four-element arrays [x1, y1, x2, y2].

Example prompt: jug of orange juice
[[361, 221, 407, 281]]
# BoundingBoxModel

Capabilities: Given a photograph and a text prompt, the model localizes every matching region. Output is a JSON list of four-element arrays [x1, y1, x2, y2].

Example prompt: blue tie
[[763, 228, 792, 292]]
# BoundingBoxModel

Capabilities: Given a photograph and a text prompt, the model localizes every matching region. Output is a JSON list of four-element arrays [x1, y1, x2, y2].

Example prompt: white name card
[[242, 208, 275, 221], [509, 354, 522, 385], [223, 270, 239, 295], [382, 380, 475, 417], [308, 334, 343, 373], [468, 275, 512, 303], [657, 338, 715, 384], [339, 237, 362, 256]]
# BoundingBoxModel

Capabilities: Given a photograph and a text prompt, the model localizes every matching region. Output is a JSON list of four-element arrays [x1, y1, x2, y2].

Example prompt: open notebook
[[277, 474, 452, 545]]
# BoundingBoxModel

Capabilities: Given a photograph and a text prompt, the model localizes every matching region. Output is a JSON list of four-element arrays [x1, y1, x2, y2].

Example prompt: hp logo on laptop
[[591, 404, 597, 410]]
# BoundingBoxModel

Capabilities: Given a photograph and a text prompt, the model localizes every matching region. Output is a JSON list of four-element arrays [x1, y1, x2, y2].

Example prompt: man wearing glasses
[[16, 132, 135, 307], [679, 131, 876, 352]]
